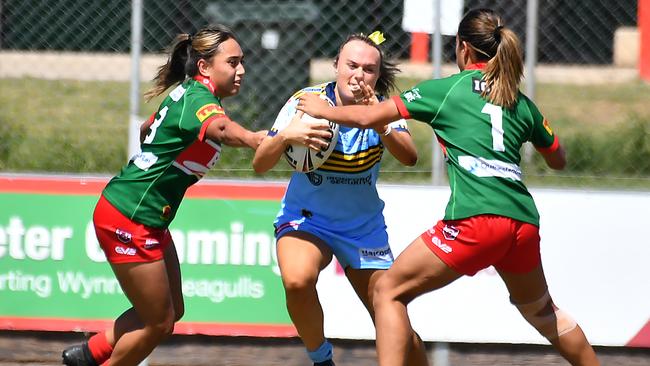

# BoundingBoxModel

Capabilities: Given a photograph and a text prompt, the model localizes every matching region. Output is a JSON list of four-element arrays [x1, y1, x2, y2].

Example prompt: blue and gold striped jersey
[[272, 82, 408, 232]]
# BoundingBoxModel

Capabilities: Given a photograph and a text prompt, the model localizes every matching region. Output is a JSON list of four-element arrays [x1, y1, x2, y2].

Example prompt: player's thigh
[[378, 236, 462, 304], [276, 231, 333, 286], [346, 268, 384, 315], [496, 222, 548, 304], [162, 240, 184, 319], [110, 260, 173, 325], [497, 264, 550, 304]]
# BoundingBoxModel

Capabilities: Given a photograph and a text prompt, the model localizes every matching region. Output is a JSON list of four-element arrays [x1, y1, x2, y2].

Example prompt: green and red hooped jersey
[[392, 63, 559, 226], [102, 76, 229, 228]]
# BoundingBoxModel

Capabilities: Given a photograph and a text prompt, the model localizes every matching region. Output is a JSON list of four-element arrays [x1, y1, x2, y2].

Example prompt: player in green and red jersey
[[297, 8, 599, 366], [62, 25, 265, 366]]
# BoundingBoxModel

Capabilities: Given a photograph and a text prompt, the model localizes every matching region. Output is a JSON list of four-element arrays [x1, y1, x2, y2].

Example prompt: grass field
[[0, 77, 648, 188]]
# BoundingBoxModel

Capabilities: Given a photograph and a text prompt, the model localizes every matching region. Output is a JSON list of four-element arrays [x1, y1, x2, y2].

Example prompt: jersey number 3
[[481, 103, 505, 152], [143, 106, 168, 144]]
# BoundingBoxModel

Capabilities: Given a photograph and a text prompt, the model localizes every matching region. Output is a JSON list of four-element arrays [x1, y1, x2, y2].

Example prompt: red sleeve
[[535, 135, 560, 154], [391, 95, 411, 119], [199, 114, 231, 142]]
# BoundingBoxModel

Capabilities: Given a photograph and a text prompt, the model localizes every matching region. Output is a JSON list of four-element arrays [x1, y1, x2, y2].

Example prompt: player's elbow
[[394, 149, 418, 166], [547, 158, 566, 171], [252, 158, 270, 174], [403, 154, 418, 167], [544, 146, 566, 170], [252, 164, 269, 174]]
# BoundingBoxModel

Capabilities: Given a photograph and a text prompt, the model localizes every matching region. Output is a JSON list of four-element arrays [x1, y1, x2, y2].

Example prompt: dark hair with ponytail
[[334, 33, 400, 97], [458, 9, 523, 108], [145, 24, 237, 101]]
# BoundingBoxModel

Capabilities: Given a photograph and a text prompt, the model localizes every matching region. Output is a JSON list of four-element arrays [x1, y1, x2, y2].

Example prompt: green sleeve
[[524, 96, 556, 149]]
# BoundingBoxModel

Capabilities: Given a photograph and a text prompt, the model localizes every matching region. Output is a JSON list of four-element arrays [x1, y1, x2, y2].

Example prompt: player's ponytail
[[145, 34, 192, 101], [458, 9, 523, 109], [145, 24, 237, 101]]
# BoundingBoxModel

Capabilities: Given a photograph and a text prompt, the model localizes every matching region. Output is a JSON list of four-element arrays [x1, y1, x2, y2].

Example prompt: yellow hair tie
[[368, 31, 386, 45]]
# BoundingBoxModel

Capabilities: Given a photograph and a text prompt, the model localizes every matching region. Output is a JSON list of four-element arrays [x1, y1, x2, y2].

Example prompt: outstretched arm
[[204, 118, 266, 150], [349, 81, 418, 166], [252, 111, 332, 173], [297, 93, 402, 130]]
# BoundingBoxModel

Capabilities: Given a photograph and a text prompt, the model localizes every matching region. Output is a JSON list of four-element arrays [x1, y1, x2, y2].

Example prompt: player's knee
[[513, 291, 577, 340], [173, 302, 185, 322], [155, 317, 175, 339], [143, 307, 176, 342], [372, 274, 399, 307], [282, 274, 317, 294]]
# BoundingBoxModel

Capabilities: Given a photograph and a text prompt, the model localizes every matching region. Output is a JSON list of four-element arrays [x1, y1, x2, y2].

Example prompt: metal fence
[[0, 0, 647, 189]]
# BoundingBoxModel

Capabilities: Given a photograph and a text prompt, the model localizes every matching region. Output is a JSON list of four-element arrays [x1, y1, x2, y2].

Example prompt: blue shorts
[[274, 214, 394, 270]]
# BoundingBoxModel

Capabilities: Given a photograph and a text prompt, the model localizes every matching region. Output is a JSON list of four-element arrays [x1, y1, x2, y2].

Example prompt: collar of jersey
[[465, 62, 487, 70], [193, 75, 217, 95], [325, 81, 337, 104]]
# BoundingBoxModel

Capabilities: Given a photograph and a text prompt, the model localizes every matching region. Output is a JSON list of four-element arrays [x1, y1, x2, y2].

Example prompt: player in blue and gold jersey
[[253, 32, 428, 366]]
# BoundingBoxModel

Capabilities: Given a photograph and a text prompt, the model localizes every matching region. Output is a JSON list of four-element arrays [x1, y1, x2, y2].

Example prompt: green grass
[[0, 77, 648, 189]]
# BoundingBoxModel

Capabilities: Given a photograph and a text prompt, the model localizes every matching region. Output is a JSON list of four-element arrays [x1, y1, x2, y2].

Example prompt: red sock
[[87, 332, 114, 365]]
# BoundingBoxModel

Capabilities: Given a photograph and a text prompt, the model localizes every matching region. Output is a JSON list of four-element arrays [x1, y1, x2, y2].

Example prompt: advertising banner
[[0, 175, 295, 337]]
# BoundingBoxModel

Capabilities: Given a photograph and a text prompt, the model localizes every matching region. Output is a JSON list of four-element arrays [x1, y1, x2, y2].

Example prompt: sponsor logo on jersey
[[442, 225, 460, 240], [306, 172, 323, 186], [160, 205, 172, 221], [403, 88, 422, 102], [359, 244, 394, 262], [144, 238, 160, 249], [196, 103, 224, 122], [115, 228, 132, 243], [132, 151, 158, 171], [115, 246, 137, 256], [325, 174, 372, 186], [458, 155, 522, 181], [172, 139, 221, 178], [543, 118, 554, 135], [430, 235, 453, 254], [169, 84, 186, 102]]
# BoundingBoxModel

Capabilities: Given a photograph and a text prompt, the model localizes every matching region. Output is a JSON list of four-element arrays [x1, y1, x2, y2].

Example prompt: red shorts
[[93, 195, 172, 264], [420, 215, 541, 276]]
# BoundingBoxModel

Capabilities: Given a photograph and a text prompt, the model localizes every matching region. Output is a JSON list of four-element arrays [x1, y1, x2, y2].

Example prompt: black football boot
[[61, 341, 99, 366]]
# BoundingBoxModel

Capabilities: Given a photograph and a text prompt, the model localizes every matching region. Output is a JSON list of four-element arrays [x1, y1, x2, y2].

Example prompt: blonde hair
[[144, 24, 237, 101], [458, 9, 523, 109]]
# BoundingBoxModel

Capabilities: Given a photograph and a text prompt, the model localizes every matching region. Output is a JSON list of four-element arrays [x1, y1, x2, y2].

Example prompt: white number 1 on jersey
[[481, 103, 505, 152]]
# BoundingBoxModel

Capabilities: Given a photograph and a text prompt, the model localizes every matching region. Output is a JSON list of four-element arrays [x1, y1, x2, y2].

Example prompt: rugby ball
[[284, 112, 339, 173]]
